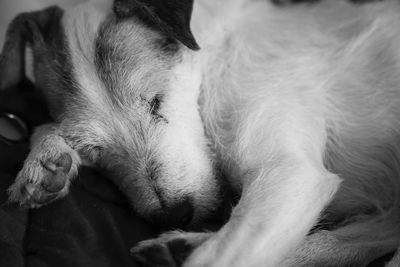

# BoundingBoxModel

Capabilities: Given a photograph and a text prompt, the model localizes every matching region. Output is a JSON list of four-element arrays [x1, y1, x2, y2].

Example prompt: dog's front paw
[[8, 148, 80, 208], [131, 231, 209, 267]]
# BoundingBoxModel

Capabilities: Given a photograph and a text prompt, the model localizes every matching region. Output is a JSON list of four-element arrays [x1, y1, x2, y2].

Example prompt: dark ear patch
[[0, 6, 64, 90], [113, 0, 200, 51], [157, 37, 180, 54]]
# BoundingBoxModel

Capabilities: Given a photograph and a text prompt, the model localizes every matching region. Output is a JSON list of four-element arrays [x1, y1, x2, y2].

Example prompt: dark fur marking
[[149, 94, 168, 123], [94, 18, 123, 105], [94, 16, 180, 107], [149, 95, 161, 116], [0, 6, 76, 120], [113, 0, 199, 50], [156, 37, 181, 56], [35, 12, 77, 120]]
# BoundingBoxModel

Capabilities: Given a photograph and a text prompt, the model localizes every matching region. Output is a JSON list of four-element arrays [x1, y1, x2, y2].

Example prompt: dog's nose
[[151, 198, 194, 228], [169, 198, 194, 226]]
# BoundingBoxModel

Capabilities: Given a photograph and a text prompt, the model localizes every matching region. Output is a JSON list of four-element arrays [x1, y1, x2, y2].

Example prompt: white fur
[[63, 0, 112, 109], [158, 54, 218, 219], [60, 0, 220, 221], [10, 0, 400, 265], [387, 248, 400, 267], [59, 0, 400, 264], [174, 0, 400, 266], [8, 124, 81, 207]]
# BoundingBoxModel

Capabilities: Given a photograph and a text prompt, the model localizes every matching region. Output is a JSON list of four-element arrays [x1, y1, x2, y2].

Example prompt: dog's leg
[[8, 123, 81, 207], [184, 99, 343, 267], [181, 164, 339, 267]]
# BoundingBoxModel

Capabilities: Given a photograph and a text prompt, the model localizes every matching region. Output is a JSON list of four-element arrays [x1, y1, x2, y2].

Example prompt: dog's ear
[[0, 6, 64, 90], [113, 0, 200, 51]]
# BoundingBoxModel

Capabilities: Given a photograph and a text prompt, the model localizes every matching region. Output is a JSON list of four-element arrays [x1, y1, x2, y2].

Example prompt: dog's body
[[1, 0, 400, 266], [172, 1, 400, 266]]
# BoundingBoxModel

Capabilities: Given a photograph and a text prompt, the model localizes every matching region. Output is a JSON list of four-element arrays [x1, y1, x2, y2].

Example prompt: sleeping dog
[[1, 0, 400, 266]]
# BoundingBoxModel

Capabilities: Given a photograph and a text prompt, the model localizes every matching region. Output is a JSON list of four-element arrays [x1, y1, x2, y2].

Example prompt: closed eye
[[149, 95, 167, 122]]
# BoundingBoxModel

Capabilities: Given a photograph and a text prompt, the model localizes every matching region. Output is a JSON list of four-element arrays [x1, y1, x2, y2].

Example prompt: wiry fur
[[54, 0, 220, 224], [8, 124, 81, 207], [3, 0, 400, 266], [3, 0, 220, 227], [179, 0, 400, 266]]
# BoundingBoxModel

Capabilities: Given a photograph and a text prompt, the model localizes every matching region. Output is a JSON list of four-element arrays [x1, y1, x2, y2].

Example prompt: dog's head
[[0, 0, 220, 228]]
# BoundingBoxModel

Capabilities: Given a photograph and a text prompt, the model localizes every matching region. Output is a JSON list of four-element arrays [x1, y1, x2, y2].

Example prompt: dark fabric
[[0, 85, 158, 267]]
